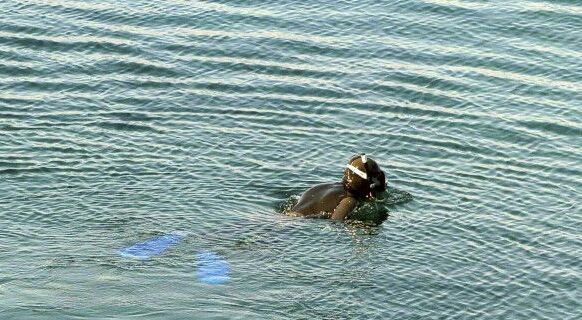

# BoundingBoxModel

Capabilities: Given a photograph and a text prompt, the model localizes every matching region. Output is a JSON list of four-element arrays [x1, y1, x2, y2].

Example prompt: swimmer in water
[[289, 154, 387, 221]]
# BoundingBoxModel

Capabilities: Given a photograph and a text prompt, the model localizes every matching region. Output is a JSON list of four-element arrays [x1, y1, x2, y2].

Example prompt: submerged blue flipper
[[120, 232, 186, 259], [196, 250, 230, 284]]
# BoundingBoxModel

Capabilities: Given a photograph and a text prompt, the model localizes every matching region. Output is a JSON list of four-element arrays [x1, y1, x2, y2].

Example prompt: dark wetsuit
[[289, 182, 358, 220]]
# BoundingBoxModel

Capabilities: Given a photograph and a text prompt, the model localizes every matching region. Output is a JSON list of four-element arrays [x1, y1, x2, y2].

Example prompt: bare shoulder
[[289, 182, 345, 216], [305, 182, 342, 193], [299, 182, 344, 201]]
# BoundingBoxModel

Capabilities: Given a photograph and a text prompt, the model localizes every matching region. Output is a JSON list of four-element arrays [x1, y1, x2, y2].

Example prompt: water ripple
[[1, 0, 580, 318]]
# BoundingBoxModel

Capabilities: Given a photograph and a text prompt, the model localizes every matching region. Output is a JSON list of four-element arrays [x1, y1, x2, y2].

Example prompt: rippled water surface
[[1, 0, 581, 319]]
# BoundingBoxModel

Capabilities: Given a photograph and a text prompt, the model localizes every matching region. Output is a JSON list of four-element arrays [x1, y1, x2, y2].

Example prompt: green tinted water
[[1, 0, 580, 319]]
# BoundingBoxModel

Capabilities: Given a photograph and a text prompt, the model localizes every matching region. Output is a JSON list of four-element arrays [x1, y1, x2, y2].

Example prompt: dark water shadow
[[278, 186, 413, 226]]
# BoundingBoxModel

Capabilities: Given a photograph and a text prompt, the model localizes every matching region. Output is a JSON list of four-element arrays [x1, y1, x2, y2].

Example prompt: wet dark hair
[[342, 154, 386, 197]]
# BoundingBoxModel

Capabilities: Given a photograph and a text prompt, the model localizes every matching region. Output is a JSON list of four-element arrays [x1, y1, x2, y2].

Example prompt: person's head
[[342, 154, 386, 198]]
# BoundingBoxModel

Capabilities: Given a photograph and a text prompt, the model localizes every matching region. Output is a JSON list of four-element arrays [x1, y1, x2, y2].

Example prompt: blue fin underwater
[[120, 233, 230, 284], [196, 250, 230, 285], [119, 233, 186, 260]]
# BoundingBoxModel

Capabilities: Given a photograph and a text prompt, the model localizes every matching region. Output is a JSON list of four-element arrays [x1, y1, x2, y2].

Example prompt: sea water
[[0, 0, 580, 319]]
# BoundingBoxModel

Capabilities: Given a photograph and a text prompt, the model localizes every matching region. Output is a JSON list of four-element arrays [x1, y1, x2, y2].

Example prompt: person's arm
[[331, 197, 357, 221]]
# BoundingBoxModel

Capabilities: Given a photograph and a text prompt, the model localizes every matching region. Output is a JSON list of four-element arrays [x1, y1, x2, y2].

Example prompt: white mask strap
[[361, 154, 367, 163], [346, 164, 367, 180]]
